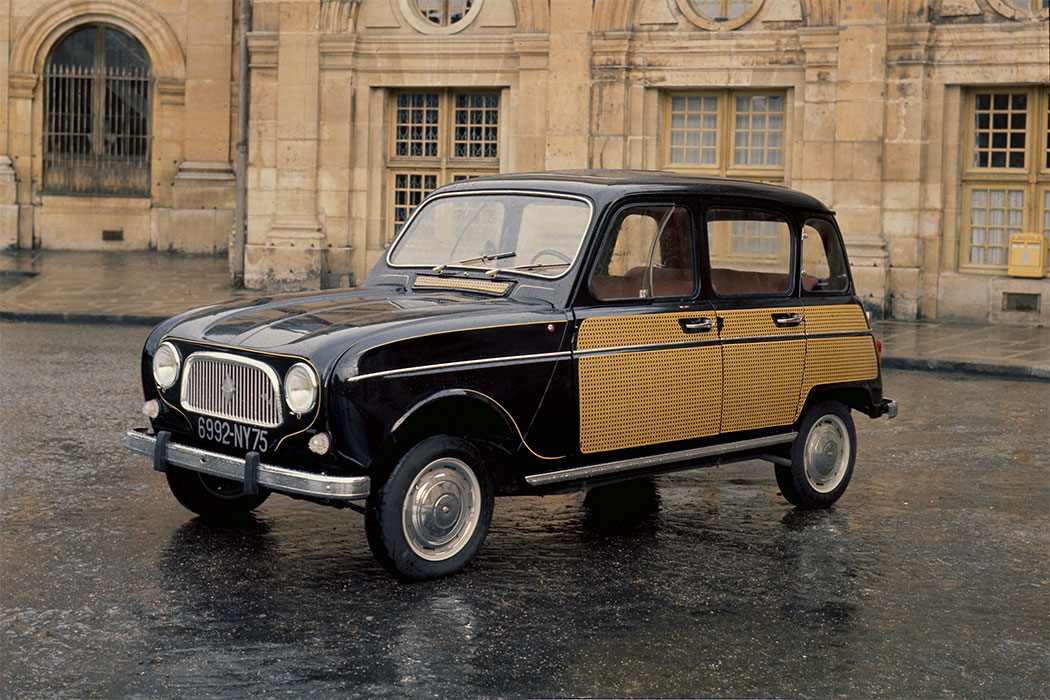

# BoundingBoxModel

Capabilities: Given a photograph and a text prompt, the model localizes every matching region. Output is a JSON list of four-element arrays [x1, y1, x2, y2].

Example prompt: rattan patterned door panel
[[717, 306, 806, 433], [576, 311, 722, 454]]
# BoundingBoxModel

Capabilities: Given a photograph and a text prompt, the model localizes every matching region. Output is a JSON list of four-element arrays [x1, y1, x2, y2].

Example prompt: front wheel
[[776, 400, 856, 509], [166, 466, 270, 518], [365, 436, 494, 580]]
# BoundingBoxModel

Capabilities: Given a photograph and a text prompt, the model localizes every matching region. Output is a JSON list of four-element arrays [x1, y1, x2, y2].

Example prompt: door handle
[[680, 317, 716, 333], [771, 312, 803, 328]]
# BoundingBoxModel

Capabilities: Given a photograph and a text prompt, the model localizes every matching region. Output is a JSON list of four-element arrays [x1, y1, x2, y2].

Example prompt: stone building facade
[[2, 0, 1048, 324]]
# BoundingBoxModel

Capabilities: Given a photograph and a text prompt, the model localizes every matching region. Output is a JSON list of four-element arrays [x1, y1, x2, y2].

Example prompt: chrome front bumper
[[124, 429, 370, 501]]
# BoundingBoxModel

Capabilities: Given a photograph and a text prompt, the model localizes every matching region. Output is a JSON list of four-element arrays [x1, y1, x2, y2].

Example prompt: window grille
[[42, 25, 151, 196], [387, 90, 500, 240]]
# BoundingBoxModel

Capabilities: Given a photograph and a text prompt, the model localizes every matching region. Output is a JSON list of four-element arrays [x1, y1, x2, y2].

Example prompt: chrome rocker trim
[[124, 429, 370, 501], [526, 433, 798, 487]]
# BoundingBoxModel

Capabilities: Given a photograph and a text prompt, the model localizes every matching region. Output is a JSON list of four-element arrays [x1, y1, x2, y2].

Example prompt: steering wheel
[[529, 249, 572, 265]]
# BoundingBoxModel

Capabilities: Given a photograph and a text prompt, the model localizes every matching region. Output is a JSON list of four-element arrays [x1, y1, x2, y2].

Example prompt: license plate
[[197, 417, 270, 453]]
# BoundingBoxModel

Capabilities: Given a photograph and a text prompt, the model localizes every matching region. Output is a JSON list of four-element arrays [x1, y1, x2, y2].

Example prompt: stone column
[[246, 0, 326, 291], [6, 72, 35, 248], [881, 24, 931, 319], [544, 0, 592, 169], [0, 8, 17, 248]]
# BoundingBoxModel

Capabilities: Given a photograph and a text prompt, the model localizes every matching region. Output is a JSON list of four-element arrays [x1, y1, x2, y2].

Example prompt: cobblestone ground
[[1, 321, 1047, 698]]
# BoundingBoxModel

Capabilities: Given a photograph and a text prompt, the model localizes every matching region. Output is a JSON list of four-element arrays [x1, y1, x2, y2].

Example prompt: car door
[[573, 201, 722, 455], [703, 204, 806, 434]]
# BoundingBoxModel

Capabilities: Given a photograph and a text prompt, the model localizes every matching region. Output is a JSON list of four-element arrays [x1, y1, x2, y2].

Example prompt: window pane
[[732, 94, 785, 170], [967, 187, 1023, 268], [668, 93, 719, 169], [591, 206, 696, 300], [394, 93, 440, 160], [972, 91, 1027, 170], [452, 92, 499, 161], [708, 208, 792, 294]]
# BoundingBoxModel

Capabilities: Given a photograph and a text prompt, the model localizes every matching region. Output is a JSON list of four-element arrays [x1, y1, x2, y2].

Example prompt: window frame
[[385, 89, 502, 242], [960, 87, 1050, 274], [663, 89, 789, 183]]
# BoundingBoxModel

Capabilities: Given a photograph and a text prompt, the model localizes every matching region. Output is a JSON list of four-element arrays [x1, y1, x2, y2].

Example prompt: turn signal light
[[875, 339, 883, 365]]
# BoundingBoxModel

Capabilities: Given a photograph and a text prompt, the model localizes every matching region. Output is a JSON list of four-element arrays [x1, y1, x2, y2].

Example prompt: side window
[[590, 205, 696, 301], [706, 208, 792, 295], [801, 218, 850, 293]]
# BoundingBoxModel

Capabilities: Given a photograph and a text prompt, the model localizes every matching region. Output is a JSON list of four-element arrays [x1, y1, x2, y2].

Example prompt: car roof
[[436, 170, 832, 214]]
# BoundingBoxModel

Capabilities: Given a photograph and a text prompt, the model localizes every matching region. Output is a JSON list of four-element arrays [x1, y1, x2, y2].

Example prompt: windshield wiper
[[496, 261, 571, 273], [433, 250, 516, 273]]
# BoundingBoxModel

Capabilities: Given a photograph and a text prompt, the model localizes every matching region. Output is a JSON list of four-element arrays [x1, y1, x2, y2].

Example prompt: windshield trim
[[385, 189, 596, 280]]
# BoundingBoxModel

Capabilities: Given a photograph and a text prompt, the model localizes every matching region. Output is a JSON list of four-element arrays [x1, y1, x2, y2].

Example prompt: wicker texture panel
[[721, 339, 805, 433], [413, 275, 511, 294], [718, 306, 804, 339], [577, 312, 709, 351], [579, 345, 721, 454], [803, 304, 869, 334]]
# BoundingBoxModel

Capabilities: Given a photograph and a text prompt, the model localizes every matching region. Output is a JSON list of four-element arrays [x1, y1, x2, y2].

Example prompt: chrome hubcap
[[803, 415, 850, 493], [403, 457, 480, 561]]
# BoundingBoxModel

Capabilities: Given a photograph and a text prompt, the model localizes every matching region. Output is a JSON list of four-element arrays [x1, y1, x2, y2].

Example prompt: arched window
[[43, 25, 151, 195], [415, 0, 473, 26]]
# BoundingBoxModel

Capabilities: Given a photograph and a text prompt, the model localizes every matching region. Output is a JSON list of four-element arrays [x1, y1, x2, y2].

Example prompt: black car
[[126, 170, 897, 579]]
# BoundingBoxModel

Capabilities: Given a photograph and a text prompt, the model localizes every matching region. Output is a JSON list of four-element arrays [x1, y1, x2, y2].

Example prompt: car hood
[[161, 286, 548, 360]]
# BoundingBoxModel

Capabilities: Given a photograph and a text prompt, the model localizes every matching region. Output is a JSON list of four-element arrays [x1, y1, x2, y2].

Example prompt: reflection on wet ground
[[1, 322, 1048, 698]]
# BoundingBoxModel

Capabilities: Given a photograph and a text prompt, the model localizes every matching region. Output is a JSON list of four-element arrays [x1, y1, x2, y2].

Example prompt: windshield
[[387, 193, 593, 277]]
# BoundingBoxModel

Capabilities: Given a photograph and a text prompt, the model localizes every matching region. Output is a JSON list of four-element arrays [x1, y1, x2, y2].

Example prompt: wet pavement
[[1, 320, 1047, 698]]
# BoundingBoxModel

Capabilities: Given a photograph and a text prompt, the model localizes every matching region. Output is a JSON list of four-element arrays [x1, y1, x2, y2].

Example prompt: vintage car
[[126, 170, 897, 579]]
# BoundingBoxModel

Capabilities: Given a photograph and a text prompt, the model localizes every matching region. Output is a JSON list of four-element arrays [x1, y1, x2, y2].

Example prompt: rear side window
[[706, 208, 792, 295], [590, 205, 696, 301], [801, 218, 850, 294]]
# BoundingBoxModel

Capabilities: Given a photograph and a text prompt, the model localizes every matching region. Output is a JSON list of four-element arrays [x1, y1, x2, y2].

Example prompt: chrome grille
[[180, 352, 283, 428]]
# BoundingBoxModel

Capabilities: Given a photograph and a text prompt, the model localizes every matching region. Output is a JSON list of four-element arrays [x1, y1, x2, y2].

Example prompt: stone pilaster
[[246, 0, 326, 291], [544, 0, 592, 169]]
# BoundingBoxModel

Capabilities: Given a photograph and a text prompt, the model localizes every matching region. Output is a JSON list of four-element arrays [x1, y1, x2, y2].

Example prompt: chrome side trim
[[125, 429, 369, 501], [347, 351, 571, 383], [525, 433, 797, 487]]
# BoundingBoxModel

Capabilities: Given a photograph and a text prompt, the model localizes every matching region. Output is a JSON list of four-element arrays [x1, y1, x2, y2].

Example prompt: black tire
[[776, 400, 856, 509], [166, 466, 270, 519], [365, 435, 494, 580]]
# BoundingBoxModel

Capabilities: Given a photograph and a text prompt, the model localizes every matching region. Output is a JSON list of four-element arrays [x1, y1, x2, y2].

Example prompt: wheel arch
[[372, 390, 521, 495], [798, 383, 878, 421]]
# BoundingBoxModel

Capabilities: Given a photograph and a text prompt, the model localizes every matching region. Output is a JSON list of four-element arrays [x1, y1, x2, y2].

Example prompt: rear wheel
[[365, 435, 494, 580], [166, 466, 270, 518], [776, 400, 856, 508]]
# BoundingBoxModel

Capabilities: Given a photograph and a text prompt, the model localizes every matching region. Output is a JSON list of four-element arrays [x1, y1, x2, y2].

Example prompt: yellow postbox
[[1007, 233, 1048, 278]]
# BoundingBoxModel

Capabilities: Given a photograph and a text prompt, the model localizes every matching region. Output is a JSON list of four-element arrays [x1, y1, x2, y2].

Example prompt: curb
[[880, 356, 1050, 382], [0, 311, 166, 327]]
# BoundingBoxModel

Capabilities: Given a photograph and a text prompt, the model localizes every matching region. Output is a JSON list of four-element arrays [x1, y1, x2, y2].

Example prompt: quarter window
[[961, 88, 1050, 271], [707, 208, 792, 295], [666, 91, 786, 181], [388, 90, 500, 239], [42, 25, 151, 196], [801, 219, 849, 294]]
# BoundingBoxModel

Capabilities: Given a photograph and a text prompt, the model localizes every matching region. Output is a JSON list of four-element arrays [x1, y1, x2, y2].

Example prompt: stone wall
[[3, 0, 1048, 323]]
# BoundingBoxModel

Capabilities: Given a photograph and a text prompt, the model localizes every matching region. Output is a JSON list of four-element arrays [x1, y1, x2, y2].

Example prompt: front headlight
[[285, 363, 318, 415], [152, 342, 181, 389]]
